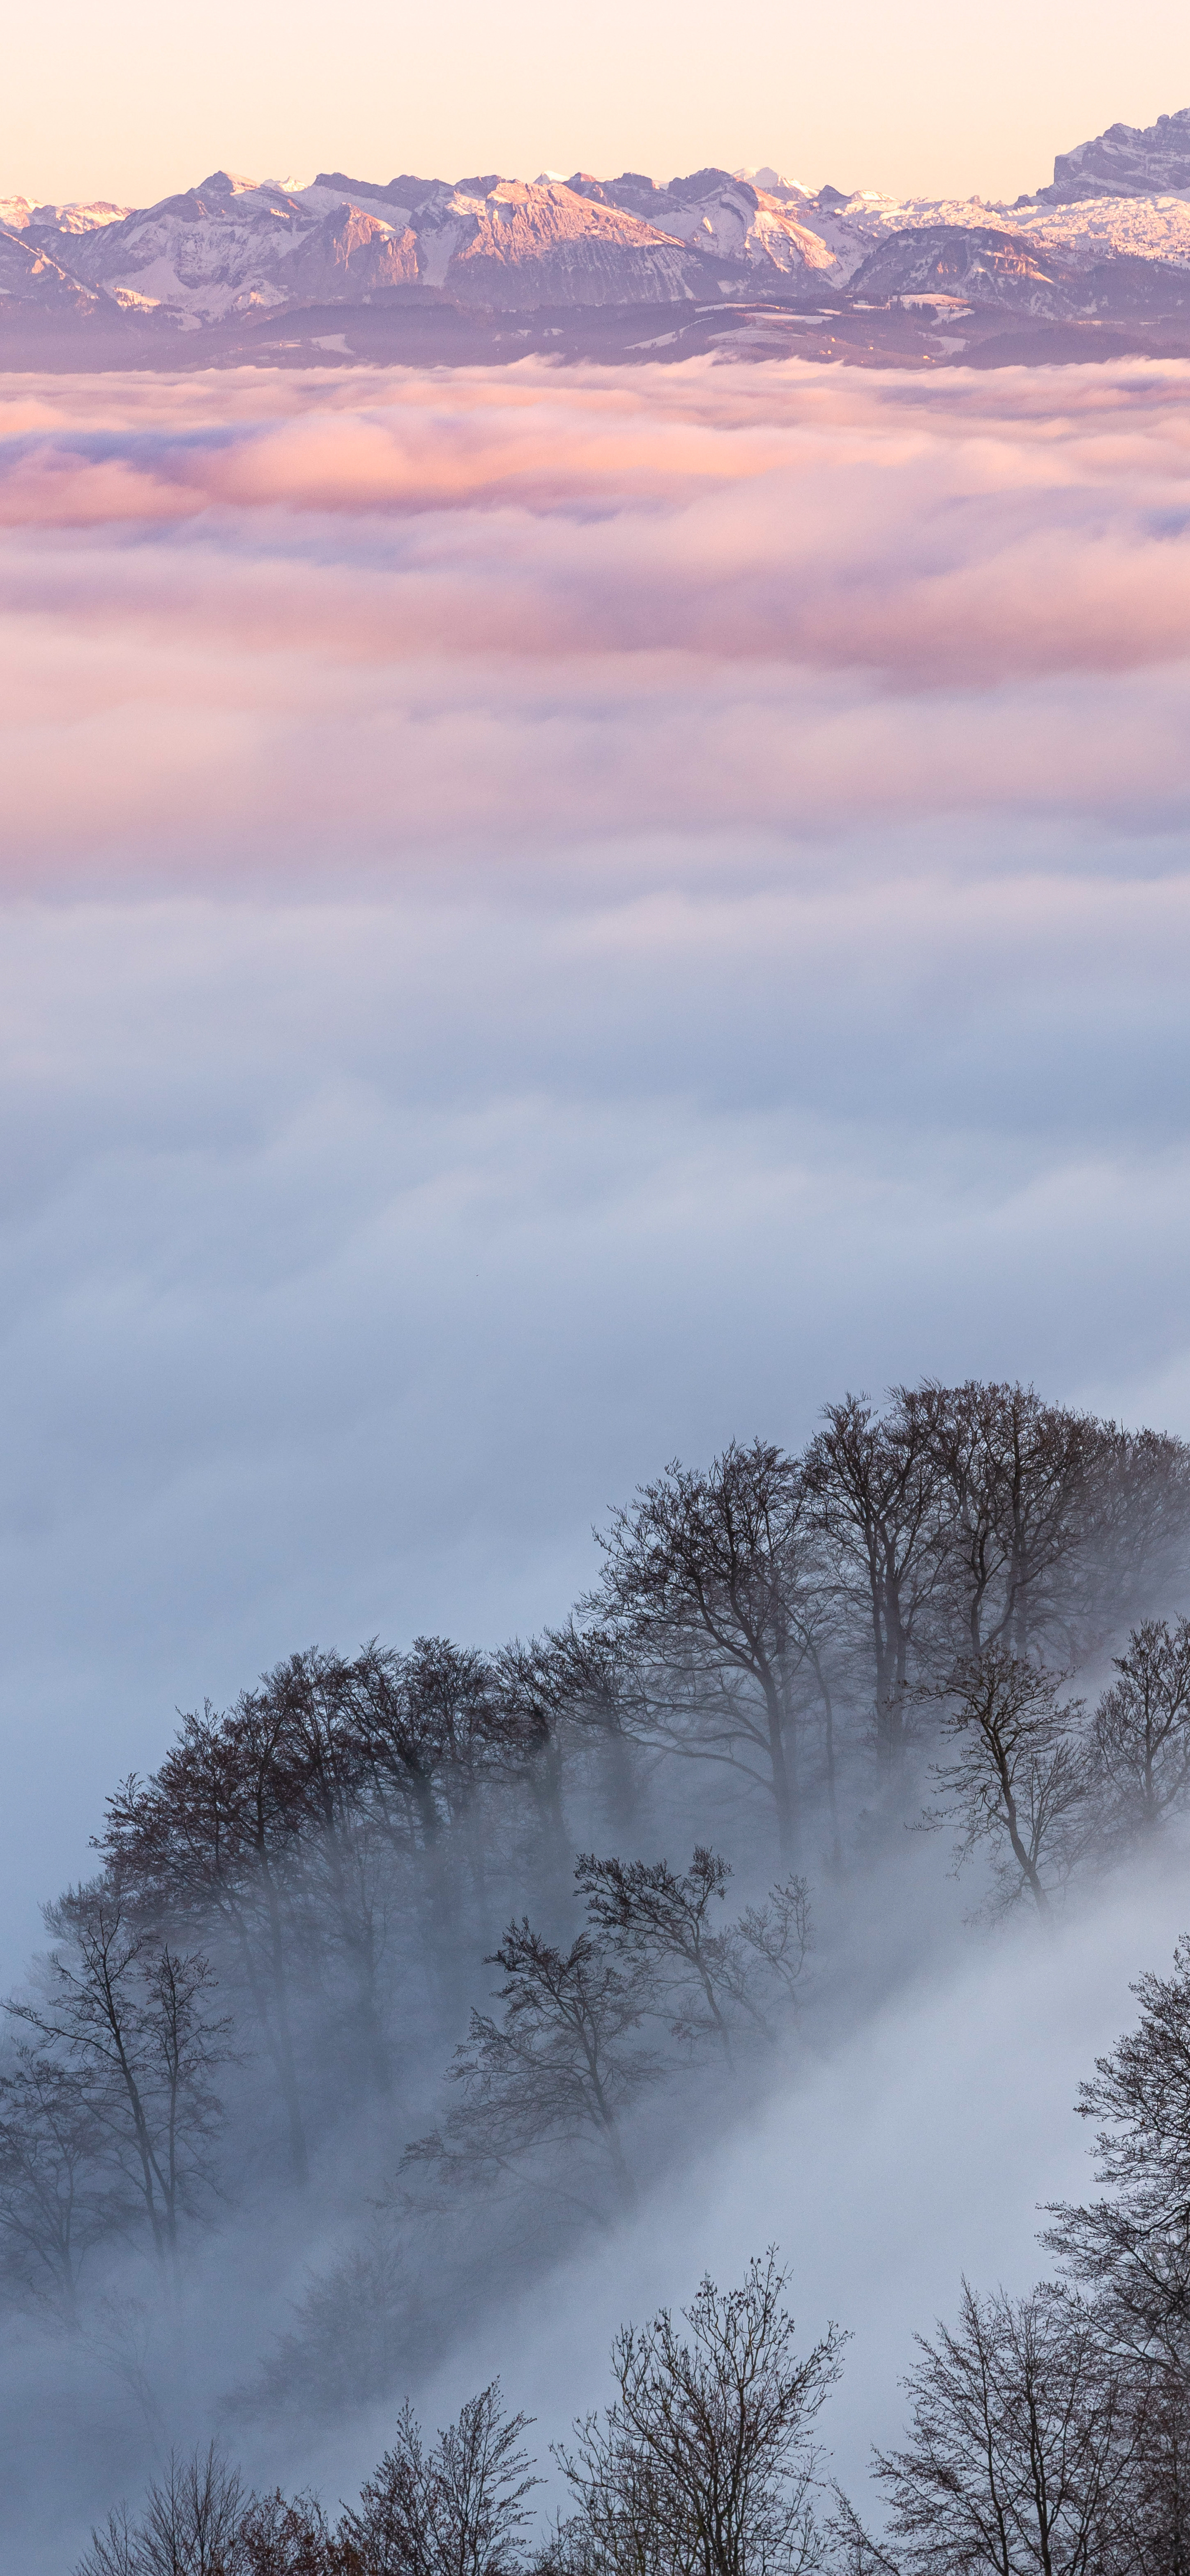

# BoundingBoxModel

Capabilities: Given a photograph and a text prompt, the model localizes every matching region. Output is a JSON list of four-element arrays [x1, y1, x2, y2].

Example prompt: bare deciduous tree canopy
[[924, 1651, 1091, 1916], [868, 2281, 1139, 2576], [402, 1918, 656, 2214], [3, 1374, 1190, 2568], [556, 2252, 844, 2576], [576, 1851, 809, 2061]]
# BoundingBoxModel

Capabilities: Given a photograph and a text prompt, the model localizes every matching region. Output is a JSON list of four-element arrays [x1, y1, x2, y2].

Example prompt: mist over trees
[[830, 1928, 1190, 2573], [70, 1993, 1190, 2576], [74, 2257, 841, 2576], [4, 1377, 1190, 2563]]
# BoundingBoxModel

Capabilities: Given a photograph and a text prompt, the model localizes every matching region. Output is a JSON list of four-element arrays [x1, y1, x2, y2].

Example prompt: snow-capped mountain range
[[5, 106, 1190, 365]]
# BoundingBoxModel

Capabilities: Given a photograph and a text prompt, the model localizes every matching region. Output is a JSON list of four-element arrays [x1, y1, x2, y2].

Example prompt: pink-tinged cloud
[[6, 351, 1190, 2165], [3, 355, 1190, 890]]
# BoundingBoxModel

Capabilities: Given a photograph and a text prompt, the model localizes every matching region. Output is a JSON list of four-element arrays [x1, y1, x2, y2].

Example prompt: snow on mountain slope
[[1041, 104, 1190, 202], [733, 166, 816, 201], [24, 201, 129, 233], [0, 224, 100, 311], [9, 168, 695, 321], [24, 170, 419, 323], [570, 168, 836, 279], [787, 184, 1190, 289], [415, 178, 694, 305], [6, 114, 1190, 342], [1007, 191, 1190, 270], [299, 171, 697, 307]]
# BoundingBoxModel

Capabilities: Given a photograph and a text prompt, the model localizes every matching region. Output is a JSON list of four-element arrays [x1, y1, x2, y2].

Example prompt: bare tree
[[489, 1639, 573, 1896], [249, 2216, 408, 2417], [1074, 1424, 1190, 1651], [924, 1652, 1089, 1916], [104, 1698, 311, 2185], [924, 1382, 1100, 1662], [403, 1921, 656, 2214], [349, 1642, 449, 1861], [404, 1637, 506, 1932], [78, 2447, 338, 2573], [0, 2046, 115, 2323], [732, 1883, 813, 2026], [539, 1618, 642, 1834], [1123, 2355, 1190, 2576], [592, 1441, 818, 1852], [868, 2279, 1139, 2576], [1091, 1618, 1190, 1839], [1044, 1936, 1190, 2368], [557, 2250, 843, 2576], [238, 2490, 339, 2575], [822, 2491, 899, 2576], [253, 1649, 394, 2097], [77, 2443, 249, 2576], [351, 1638, 542, 1964], [338, 2382, 538, 2576], [8, 1877, 230, 2286], [577, 1851, 809, 2064], [803, 1395, 948, 1774], [540, 2442, 694, 2576]]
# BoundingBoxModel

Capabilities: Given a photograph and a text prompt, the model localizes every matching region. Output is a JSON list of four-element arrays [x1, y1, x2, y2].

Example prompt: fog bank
[[2, 352, 1189, 1978]]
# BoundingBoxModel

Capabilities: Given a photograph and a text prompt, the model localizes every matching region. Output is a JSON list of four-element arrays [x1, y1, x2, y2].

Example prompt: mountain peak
[[194, 169, 262, 198], [1041, 102, 1190, 201]]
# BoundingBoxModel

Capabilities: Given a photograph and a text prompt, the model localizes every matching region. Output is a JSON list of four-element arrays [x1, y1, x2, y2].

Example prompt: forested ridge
[[7, 1378, 1190, 2571]]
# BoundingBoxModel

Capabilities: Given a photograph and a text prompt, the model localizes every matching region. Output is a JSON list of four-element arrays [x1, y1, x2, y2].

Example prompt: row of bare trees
[[72, 1935, 1190, 2574], [591, 1386, 1190, 1846], [921, 1615, 1190, 1917], [3, 1380, 1189, 2340], [834, 1933, 1190, 2574], [401, 1850, 810, 2218], [0, 1825, 806, 2322], [76, 2252, 843, 2576]]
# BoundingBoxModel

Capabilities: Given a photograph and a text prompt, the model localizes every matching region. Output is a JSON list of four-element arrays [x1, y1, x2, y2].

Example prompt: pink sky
[[2, 0, 1189, 208]]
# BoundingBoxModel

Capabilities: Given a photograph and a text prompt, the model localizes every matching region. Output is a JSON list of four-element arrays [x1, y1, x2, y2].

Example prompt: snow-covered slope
[[16, 171, 420, 325], [786, 184, 1190, 281], [971, 192, 1190, 272], [384, 176, 695, 305], [0, 225, 100, 312], [4, 168, 698, 321], [18, 199, 129, 232], [571, 169, 837, 280]]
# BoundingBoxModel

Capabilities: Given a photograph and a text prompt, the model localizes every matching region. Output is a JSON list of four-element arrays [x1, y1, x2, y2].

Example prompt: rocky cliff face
[[1041, 105, 1190, 202]]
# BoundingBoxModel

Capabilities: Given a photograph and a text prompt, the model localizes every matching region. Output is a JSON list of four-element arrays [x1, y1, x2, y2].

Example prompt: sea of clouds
[[2, 348, 1190, 1970], [4, 344, 1190, 2562]]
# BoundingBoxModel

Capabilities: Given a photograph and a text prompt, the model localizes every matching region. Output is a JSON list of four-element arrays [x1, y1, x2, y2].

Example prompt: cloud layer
[[5, 357, 1190, 881], [2, 352, 1190, 1981]]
